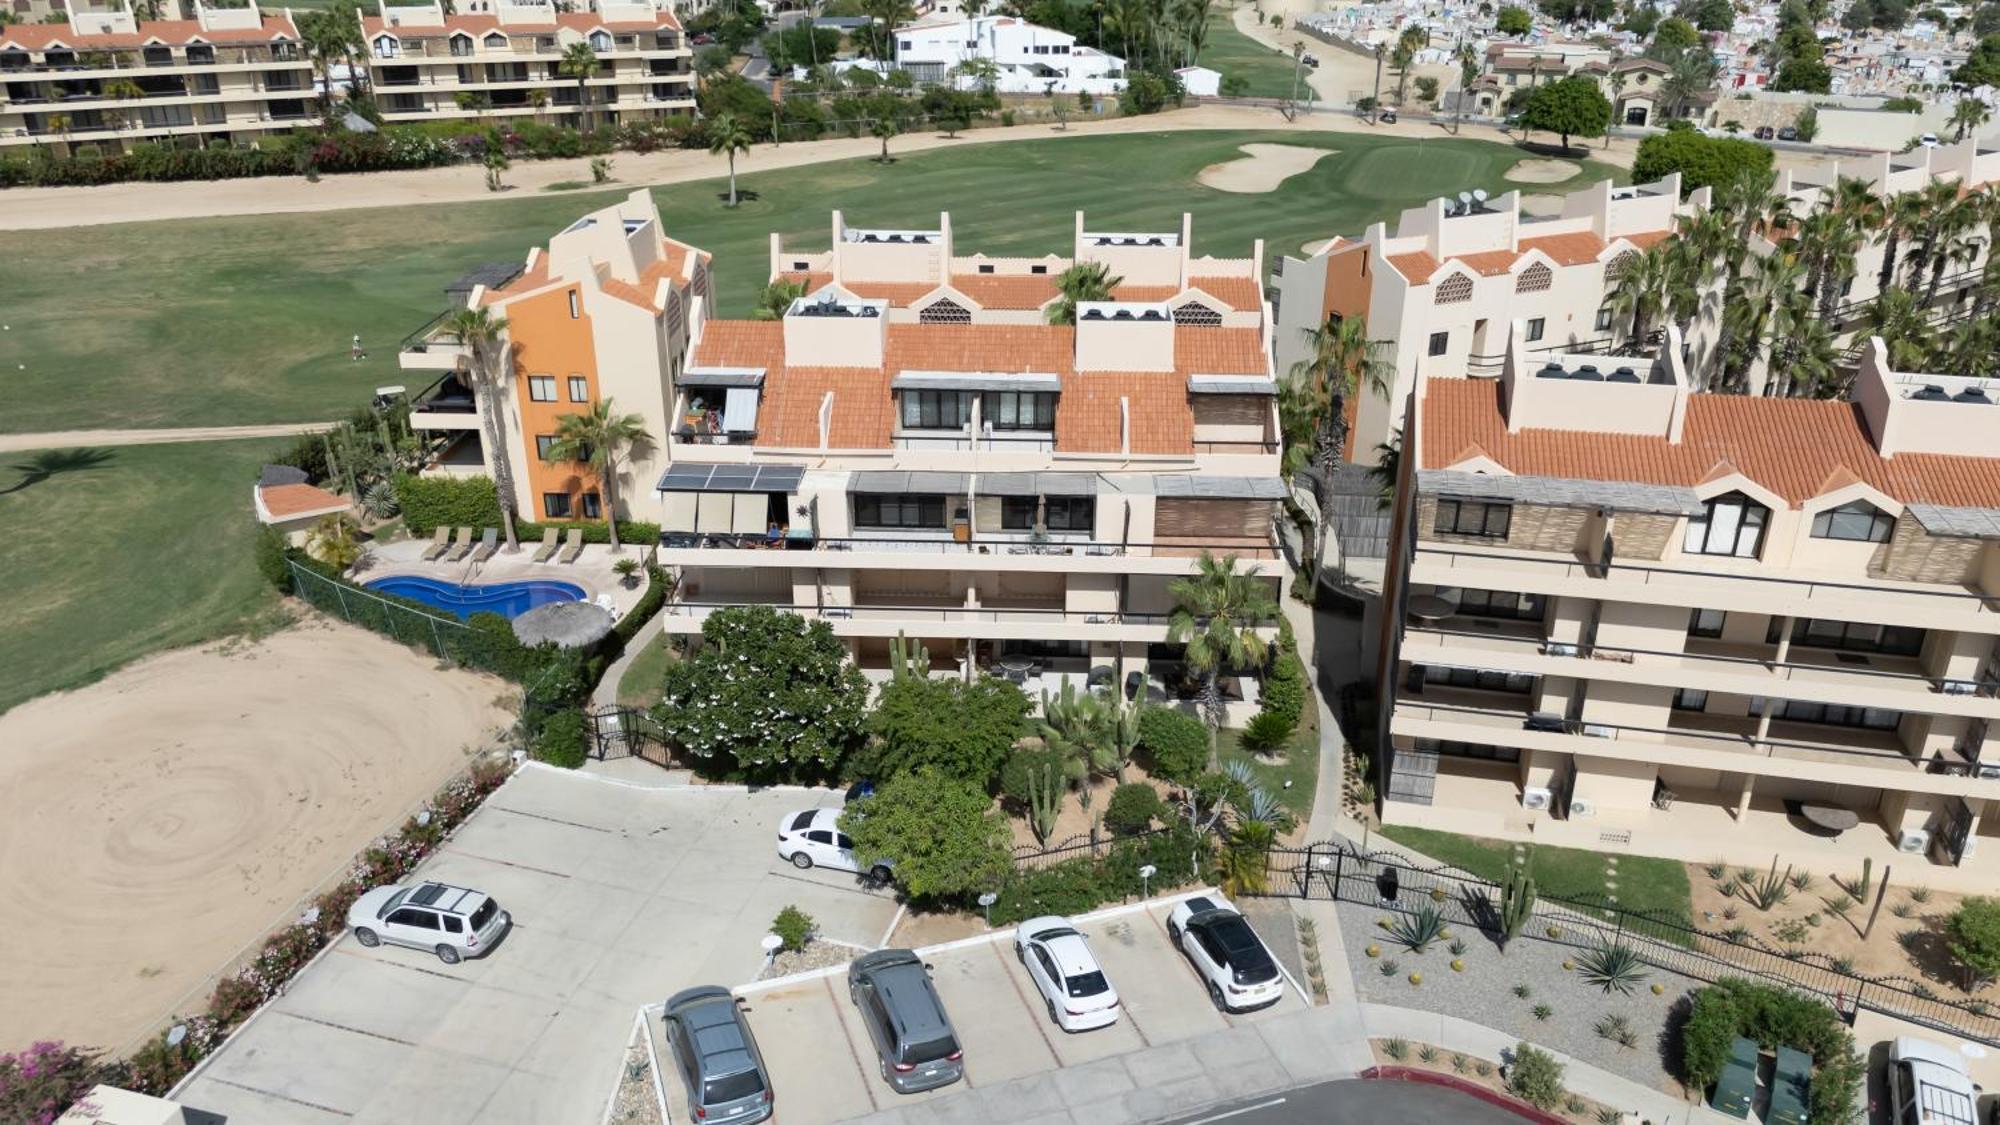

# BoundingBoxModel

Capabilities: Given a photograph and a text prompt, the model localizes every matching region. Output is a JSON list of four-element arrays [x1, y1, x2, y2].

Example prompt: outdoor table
[[1406, 594, 1454, 622], [1798, 803, 1861, 835]]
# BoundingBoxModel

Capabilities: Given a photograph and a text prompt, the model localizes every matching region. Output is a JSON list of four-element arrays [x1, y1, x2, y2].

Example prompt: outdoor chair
[[531, 527, 561, 563], [471, 527, 499, 563], [558, 528, 585, 563], [420, 526, 452, 561], [444, 526, 475, 561]]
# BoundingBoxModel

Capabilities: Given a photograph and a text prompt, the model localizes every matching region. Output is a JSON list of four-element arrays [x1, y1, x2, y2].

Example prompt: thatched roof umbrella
[[512, 601, 616, 649]]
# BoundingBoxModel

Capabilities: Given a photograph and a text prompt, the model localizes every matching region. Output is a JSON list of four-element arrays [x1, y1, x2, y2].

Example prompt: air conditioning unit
[[1977, 762, 2000, 781], [1941, 679, 1979, 696], [1543, 642, 1579, 657], [1522, 786, 1553, 811], [1580, 724, 1615, 739], [1897, 828, 1932, 854], [1569, 796, 1598, 818]]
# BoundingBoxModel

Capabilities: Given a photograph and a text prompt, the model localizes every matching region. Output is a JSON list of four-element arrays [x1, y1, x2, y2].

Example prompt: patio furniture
[[420, 526, 452, 561], [1708, 1036, 1758, 1119], [1406, 594, 1455, 623], [1768, 1045, 1812, 1125], [1125, 670, 1144, 701], [1087, 665, 1114, 690], [1795, 801, 1860, 836], [531, 527, 560, 563], [444, 526, 475, 561], [470, 527, 499, 562], [558, 528, 585, 564]]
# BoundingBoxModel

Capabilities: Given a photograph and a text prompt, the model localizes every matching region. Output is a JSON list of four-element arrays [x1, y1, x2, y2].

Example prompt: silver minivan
[[847, 949, 964, 1093], [662, 986, 773, 1123]]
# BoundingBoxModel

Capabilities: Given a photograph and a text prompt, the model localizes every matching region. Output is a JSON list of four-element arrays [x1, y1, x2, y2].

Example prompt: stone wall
[[1417, 494, 1590, 556], [1875, 519, 1984, 586]]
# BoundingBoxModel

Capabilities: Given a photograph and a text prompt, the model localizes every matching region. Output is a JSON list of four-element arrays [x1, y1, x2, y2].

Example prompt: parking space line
[[441, 850, 574, 879], [823, 973, 881, 1114], [485, 804, 618, 834], [986, 941, 1062, 1076], [1144, 904, 1244, 1030], [202, 1076, 356, 1118], [329, 947, 478, 985], [271, 1010, 419, 1047], [764, 867, 889, 900]]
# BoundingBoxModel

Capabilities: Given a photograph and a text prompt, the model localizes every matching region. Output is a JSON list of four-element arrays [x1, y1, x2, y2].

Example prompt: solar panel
[[655, 463, 805, 493]]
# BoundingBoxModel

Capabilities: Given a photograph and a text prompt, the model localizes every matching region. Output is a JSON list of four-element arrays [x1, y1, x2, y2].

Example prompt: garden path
[[0, 421, 334, 454]]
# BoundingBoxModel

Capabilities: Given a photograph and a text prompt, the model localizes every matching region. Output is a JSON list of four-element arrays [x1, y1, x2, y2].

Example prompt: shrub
[[0, 1041, 104, 1125], [254, 524, 293, 592], [532, 708, 589, 769], [862, 674, 1031, 788], [771, 905, 814, 953], [1946, 896, 2000, 987], [1575, 937, 1648, 995], [987, 823, 1203, 924], [1138, 706, 1208, 782], [1104, 782, 1165, 834], [1507, 1042, 1565, 1109], [392, 473, 502, 534], [1240, 711, 1295, 752], [1002, 745, 1072, 806], [1388, 905, 1447, 952], [1257, 647, 1306, 732], [1679, 978, 1865, 1125]]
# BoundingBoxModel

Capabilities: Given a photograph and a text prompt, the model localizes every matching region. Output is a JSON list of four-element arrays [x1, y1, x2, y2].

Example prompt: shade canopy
[[656, 462, 805, 493], [849, 470, 971, 495], [977, 472, 1102, 497], [511, 600, 616, 648]]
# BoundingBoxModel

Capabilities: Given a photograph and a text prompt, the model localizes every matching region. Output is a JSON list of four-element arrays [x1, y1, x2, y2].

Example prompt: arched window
[[1515, 261, 1552, 294], [1604, 250, 1639, 282], [1684, 491, 1770, 558], [372, 35, 400, 58], [483, 31, 508, 48], [1172, 301, 1222, 326], [1434, 272, 1474, 305], [589, 30, 612, 51], [1811, 500, 1895, 543], [918, 298, 972, 324]]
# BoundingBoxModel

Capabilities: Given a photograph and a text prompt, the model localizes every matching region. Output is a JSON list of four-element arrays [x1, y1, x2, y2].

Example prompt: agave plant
[[1387, 904, 1448, 953], [1575, 936, 1648, 995]]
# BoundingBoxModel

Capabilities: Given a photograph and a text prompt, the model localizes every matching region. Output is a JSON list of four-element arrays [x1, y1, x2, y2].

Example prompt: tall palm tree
[[299, 3, 365, 109], [1454, 42, 1478, 134], [1391, 25, 1427, 104], [1045, 261, 1122, 325], [1861, 287, 1937, 371], [1826, 175, 1883, 317], [1901, 180, 1968, 298], [1166, 552, 1277, 769], [1609, 244, 1671, 344], [1940, 316, 1999, 378], [559, 42, 600, 132], [442, 306, 521, 552], [1923, 219, 1984, 306], [541, 398, 652, 551], [1951, 96, 1992, 142], [707, 112, 754, 206], [1725, 249, 1809, 395], [1786, 209, 1859, 321], [871, 115, 898, 162], [1789, 318, 1845, 398], [1289, 314, 1390, 585]]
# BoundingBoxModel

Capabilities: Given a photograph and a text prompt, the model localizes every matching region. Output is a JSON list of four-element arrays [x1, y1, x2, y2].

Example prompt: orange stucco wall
[[509, 283, 601, 520], [1320, 243, 1372, 325]]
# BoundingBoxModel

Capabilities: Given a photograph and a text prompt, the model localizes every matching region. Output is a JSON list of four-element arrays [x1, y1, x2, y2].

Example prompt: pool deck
[[358, 536, 651, 620]]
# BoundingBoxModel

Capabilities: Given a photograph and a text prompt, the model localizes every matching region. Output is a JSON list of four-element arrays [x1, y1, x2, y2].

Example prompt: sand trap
[[1198, 143, 1334, 193], [1506, 158, 1583, 184], [0, 616, 514, 1052], [1519, 192, 1566, 217]]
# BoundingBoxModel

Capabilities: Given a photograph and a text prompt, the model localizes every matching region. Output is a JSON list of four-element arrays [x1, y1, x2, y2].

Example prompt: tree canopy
[[1519, 76, 1612, 150], [1773, 57, 1832, 91], [841, 768, 1012, 899], [1688, 0, 1736, 29], [1496, 4, 1534, 33], [858, 674, 1031, 787], [1948, 897, 2000, 987], [1956, 33, 2000, 86], [1633, 127, 1773, 194], [1653, 15, 1702, 48]]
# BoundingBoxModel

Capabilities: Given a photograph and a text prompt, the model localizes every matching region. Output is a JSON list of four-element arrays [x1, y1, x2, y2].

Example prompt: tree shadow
[[0, 447, 115, 496], [717, 188, 763, 204]]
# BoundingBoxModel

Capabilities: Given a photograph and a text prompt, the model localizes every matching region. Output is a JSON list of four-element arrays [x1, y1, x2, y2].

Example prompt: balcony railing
[[1193, 439, 1280, 454], [665, 597, 1176, 626], [400, 308, 462, 351], [658, 531, 1283, 560], [673, 426, 754, 446]]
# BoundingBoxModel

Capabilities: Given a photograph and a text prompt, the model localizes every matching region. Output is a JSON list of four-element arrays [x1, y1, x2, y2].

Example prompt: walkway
[[0, 421, 334, 453]]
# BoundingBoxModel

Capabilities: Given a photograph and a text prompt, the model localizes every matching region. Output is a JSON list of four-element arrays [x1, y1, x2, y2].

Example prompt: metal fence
[[583, 704, 675, 770], [1259, 841, 2000, 1047], [1009, 826, 1182, 870]]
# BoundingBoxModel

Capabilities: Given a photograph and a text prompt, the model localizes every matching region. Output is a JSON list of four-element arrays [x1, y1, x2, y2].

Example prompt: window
[[536, 435, 558, 460], [1524, 317, 1545, 342], [483, 31, 507, 48], [854, 495, 948, 529], [373, 35, 399, 58], [1515, 261, 1552, 293], [1672, 688, 1708, 711], [1811, 501, 1894, 543], [1173, 301, 1222, 326], [567, 290, 580, 318], [1030, 264, 1048, 274], [1688, 609, 1726, 638], [1422, 665, 1536, 694], [1773, 617, 1926, 657], [1001, 497, 1038, 529], [1433, 498, 1512, 539], [528, 376, 557, 401], [567, 376, 589, 402], [1434, 272, 1474, 304], [1683, 492, 1769, 558], [988, 391, 1055, 430], [900, 389, 973, 429], [543, 492, 572, 518], [441, 915, 464, 934], [1769, 700, 1902, 730], [1456, 588, 1545, 620], [1428, 331, 1449, 357], [1413, 737, 1520, 764], [1595, 305, 1614, 331], [581, 493, 602, 519], [1001, 496, 1094, 531], [918, 298, 972, 324], [387, 908, 440, 930]]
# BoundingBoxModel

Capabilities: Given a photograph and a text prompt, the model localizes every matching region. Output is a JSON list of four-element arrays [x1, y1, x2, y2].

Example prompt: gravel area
[[607, 1036, 664, 1125], [756, 939, 861, 981], [1336, 899, 1702, 1097], [1242, 897, 1307, 989]]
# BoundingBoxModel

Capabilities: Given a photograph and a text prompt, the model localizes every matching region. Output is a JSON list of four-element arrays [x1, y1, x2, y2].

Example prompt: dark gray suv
[[661, 986, 773, 1123], [847, 949, 964, 1093]]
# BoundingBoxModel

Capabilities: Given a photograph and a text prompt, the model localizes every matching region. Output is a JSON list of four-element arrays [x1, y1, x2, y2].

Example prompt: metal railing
[[1193, 439, 1280, 454], [663, 597, 1175, 627], [658, 531, 1282, 560], [400, 308, 461, 352], [672, 427, 755, 446]]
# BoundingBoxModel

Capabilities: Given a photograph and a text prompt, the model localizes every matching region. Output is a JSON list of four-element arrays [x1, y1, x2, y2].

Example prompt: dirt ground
[[1197, 142, 1336, 192], [1005, 766, 1175, 851], [0, 615, 515, 1053], [1505, 158, 1583, 184]]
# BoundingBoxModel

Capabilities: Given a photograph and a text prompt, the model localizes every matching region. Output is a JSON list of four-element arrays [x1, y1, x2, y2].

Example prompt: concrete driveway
[[696, 896, 1310, 1125], [175, 766, 902, 1125]]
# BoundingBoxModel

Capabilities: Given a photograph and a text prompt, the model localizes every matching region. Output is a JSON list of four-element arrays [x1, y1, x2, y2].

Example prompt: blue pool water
[[365, 575, 587, 620]]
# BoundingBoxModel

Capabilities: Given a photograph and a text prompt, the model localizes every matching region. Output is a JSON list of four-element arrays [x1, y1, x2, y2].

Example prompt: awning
[[680, 367, 765, 388], [978, 472, 1102, 497], [1416, 470, 1701, 516], [722, 387, 760, 433], [1149, 475, 1289, 500], [655, 462, 805, 493], [1906, 503, 2000, 540], [1187, 376, 1278, 396], [892, 371, 1063, 393], [849, 470, 971, 495]]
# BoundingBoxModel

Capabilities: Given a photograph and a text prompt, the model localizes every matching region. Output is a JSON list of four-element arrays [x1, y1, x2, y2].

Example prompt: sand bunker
[[1519, 193, 1566, 217], [0, 617, 514, 1051], [1198, 143, 1334, 193], [1506, 158, 1583, 184]]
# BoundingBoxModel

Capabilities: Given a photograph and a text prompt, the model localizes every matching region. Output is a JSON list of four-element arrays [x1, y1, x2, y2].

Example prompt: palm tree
[[1725, 249, 1809, 395], [442, 306, 521, 552], [860, 0, 916, 58], [1787, 209, 1859, 321], [1045, 261, 1122, 325], [1609, 244, 1672, 344], [1923, 218, 1983, 306], [708, 112, 754, 206], [1902, 180, 1968, 298], [871, 115, 898, 161], [1861, 287, 1937, 371], [308, 513, 366, 571], [1605, 70, 1626, 147], [299, 6, 363, 111], [751, 279, 806, 319], [541, 398, 652, 551], [1391, 25, 1427, 104], [558, 42, 600, 131], [1951, 96, 1992, 142], [1789, 318, 1845, 398], [1879, 189, 1925, 293], [1454, 42, 1478, 134], [1289, 314, 1390, 585], [1166, 552, 1277, 769], [1940, 316, 1999, 378]]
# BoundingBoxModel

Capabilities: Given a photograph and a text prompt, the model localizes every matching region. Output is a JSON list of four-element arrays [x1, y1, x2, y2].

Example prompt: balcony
[[654, 530, 1282, 573], [398, 309, 469, 370], [658, 596, 1176, 642], [892, 429, 1056, 453], [408, 373, 479, 431]]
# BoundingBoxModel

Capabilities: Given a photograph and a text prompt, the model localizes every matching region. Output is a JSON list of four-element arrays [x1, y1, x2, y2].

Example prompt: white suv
[[348, 881, 510, 964], [776, 808, 893, 885]]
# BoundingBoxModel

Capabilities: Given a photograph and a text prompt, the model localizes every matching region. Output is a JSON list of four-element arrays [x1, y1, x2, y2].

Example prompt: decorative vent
[[918, 298, 972, 324], [1434, 272, 1474, 305], [1172, 301, 1222, 327], [1515, 261, 1552, 294], [1604, 250, 1639, 282]]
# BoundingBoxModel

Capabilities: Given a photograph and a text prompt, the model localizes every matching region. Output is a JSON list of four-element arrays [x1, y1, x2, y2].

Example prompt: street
[[1159, 1078, 1530, 1125]]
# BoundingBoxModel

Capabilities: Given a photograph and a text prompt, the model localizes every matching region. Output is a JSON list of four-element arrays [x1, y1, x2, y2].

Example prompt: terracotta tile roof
[[256, 482, 349, 521], [1185, 275, 1264, 310], [760, 366, 894, 447], [1420, 378, 2000, 508], [693, 320, 785, 368], [1172, 325, 1266, 375], [1454, 250, 1520, 277], [1386, 251, 1442, 281], [1058, 373, 1194, 455], [1518, 231, 1608, 266], [1382, 229, 1669, 284], [1, 14, 299, 48], [778, 271, 1261, 312], [482, 257, 551, 305], [598, 256, 699, 311], [1622, 230, 1672, 250], [952, 274, 1060, 308]]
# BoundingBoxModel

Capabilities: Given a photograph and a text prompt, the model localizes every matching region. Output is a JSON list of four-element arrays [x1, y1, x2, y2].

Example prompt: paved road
[[0, 422, 334, 454], [1160, 1078, 1527, 1125]]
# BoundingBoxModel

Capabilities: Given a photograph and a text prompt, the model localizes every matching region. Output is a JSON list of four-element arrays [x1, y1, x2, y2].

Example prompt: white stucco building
[[892, 15, 1126, 94]]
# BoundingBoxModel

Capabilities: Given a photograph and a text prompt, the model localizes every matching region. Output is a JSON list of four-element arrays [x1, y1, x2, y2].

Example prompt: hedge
[[532, 708, 589, 768], [1138, 705, 1208, 783], [1258, 647, 1307, 733], [393, 473, 659, 546], [1679, 978, 1865, 1125], [989, 824, 1204, 925]]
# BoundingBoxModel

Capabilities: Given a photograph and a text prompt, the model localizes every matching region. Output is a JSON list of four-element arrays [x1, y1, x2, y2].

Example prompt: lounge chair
[[531, 527, 560, 563], [420, 526, 452, 562], [471, 527, 499, 562], [444, 526, 474, 562], [558, 528, 585, 564]]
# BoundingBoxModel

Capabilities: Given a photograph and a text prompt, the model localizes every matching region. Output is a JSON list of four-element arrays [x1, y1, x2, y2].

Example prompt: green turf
[[1377, 824, 1695, 926], [1196, 10, 1316, 101], [0, 440, 288, 714], [1217, 706, 1321, 823], [0, 129, 1619, 435], [616, 631, 678, 708]]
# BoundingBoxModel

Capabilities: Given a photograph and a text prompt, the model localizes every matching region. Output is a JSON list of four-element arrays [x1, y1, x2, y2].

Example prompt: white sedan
[[775, 808, 893, 885], [1013, 916, 1121, 1032]]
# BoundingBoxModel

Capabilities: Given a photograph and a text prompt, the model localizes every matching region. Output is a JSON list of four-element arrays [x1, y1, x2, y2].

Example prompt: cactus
[[1023, 759, 1063, 844], [888, 631, 930, 682], [1855, 856, 1873, 898], [1500, 848, 1539, 951]]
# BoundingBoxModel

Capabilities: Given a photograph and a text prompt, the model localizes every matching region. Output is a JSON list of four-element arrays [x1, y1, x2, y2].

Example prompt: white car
[[347, 881, 510, 964], [1166, 895, 1285, 1012], [1885, 1035, 1980, 1125], [1920, 133, 1941, 148], [776, 808, 893, 885], [1012, 916, 1121, 1032]]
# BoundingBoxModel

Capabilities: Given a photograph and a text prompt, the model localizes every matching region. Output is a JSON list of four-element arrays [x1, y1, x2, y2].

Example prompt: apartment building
[[891, 14, 1126, 94], [1373, 333, 2000, 877], [0, 0, 313, 154], [360, 0, 693, 127]]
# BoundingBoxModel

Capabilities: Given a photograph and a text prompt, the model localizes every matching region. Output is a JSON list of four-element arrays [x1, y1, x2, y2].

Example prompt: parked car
[[775, 808, 893, 885], [1378, 107, 1398, 123], [1886, 1036, 1980, 1125], [848, 949, 964, 1093], [1777, 125, 1798, 141], [1013, 916, 1121, 1032], [1167, 896, 1285, 1011], [1754, 125, 1776, 140], [1921, 133, 1941, 147], [347, 881, 509, 964], [1301, 52, 1320, 67], [662, 986, 774, 1124]]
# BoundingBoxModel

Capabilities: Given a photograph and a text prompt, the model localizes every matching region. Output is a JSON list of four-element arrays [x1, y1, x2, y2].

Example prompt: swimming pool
[[365, 576, 587, 621]]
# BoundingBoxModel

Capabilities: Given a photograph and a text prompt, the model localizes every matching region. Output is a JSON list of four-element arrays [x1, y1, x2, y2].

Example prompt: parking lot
[[663, 895, 1310, 1125], [175, 766, 903, 1125]]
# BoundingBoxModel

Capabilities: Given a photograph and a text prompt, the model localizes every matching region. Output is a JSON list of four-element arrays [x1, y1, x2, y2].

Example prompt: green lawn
[[1217, 700, 1322, 823], [1377, 825, 1695, 926], [616, 631, 678, 708], [1197, 10, 1315, 101], [0, 440, 287, 714], [0, 130, 1618, 435]]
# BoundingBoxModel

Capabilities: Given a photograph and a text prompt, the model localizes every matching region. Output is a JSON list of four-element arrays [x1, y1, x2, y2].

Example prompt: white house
[[1177, 65, 1221, 97], [892, 15, 1126, 94]]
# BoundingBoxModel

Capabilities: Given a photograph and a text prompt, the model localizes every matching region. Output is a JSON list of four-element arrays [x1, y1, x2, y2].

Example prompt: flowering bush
[[0, 1041, 103, 1125]]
